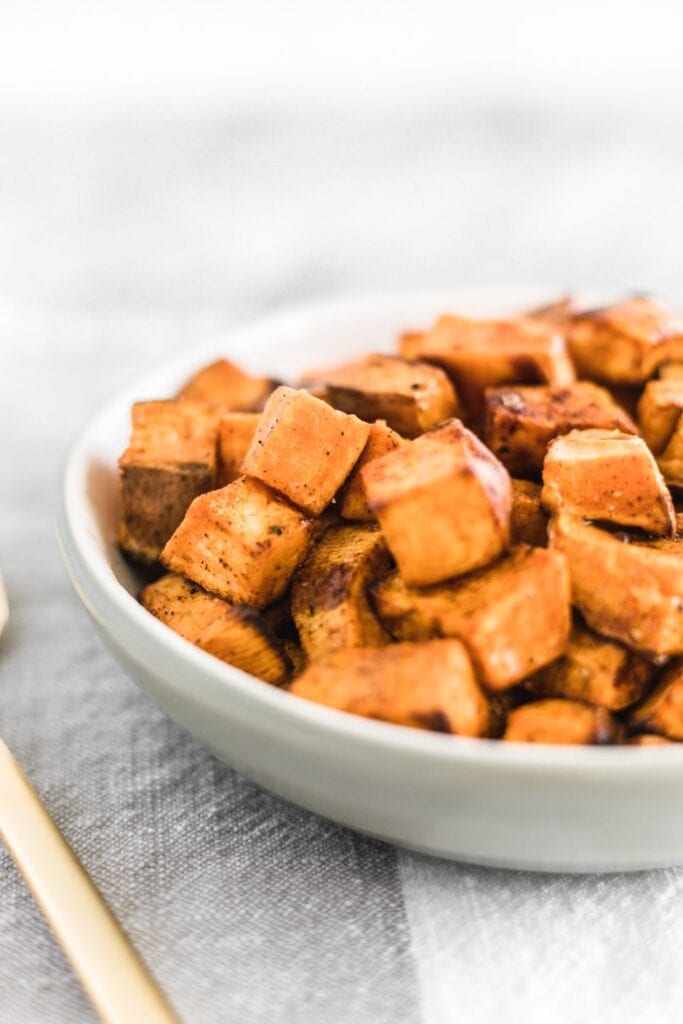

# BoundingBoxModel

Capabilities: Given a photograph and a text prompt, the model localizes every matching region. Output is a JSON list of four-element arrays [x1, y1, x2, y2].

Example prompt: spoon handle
[[0, 739, 178, 1024]]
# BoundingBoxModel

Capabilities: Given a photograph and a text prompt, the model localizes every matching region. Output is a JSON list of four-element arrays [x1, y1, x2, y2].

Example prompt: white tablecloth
[[2, 107, 683, 1023]]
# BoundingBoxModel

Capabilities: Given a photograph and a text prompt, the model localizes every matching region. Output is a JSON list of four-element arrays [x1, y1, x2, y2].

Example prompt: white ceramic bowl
[[57, 289, 683, 873]]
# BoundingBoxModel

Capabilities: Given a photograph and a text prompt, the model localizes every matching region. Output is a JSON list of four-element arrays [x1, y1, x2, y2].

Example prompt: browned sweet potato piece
[[525, 622, 656, 710], [657, 419, 683, 487], [637, 380, 683, 454], [178, 358, 275, 410], [118, 400, 220, 563], [291, 525, 392, 661], [241, 387, 369, 515], [372, 546, 570, 690], [217, 413, 261, 486], [160, 477, 313, 608], [305, 354, 459, 438], [503, 699, 616, 745], [398, 331, 425, 359], [338, 421, 407, 521], [659, 362, 683, 381], [399, 315, 575, 417], [627, 734, 673, 746], [542, 429, 675, 536], [630, 661, 683, 739], [568, 297, 683, 384], [362, 419, 511, 585], [549, 512, 683, 656], [483, 382, 637, 477], [140, 573, 291, 684], [525, 295, 578, 327], [511, 479, 548, 546], [290, 640, 490, 736]]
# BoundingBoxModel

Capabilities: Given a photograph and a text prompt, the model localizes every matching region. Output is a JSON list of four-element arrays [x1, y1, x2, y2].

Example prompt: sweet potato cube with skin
[[160, 477, 313, 608], [290, 640, 490, 737], [637, 380, 683, 454], [291, 525, 392, 661], [399, 315, 575, 418], [483, 382, 637, 478], [241, 387, 370, 515], [372, 546, 570, 690], [542, 429, 675, 537], [511, 479, 548, 547], [178, 358, 275, 410], [524, 622, 656, 711], [338, 421, 407, 522], [630, 661, 683, 740], [140, 573, 292, 684], [503, 699, 617, 745], [362, 419, 511, 585], [118, 400, 220, 563], [217, 412, 261, 486], [307, 354, 459, 438], [568, 297, 683, 384], [549, 513, 683, 657]]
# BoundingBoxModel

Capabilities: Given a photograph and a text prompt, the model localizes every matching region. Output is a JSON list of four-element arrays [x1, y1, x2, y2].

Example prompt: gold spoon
[[0, 572, 178, 1023]]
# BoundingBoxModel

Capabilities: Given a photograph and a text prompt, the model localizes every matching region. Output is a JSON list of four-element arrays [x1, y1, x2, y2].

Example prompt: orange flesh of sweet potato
[[399, 315, 575, 418], [483, 382, 637, 478], [657, 419, 683, 487], [637, 380, 683, 454], [290, 640, 490, 736], [629, 660, 683, 740], [362, 418, 511, 585], [291, 524, 392, 661], [525, 295, 578, 327], [241, 387, 370, 515], [178, 358, 275, 410], [524, 621, 655, 710], [118, 400, 220, 563], [568, 297, 683, 384], [541, 429, 675, 536], [338, 421, 407, 522], [511, 479, 548, 546], [372, 545, 570, 690], [549, 512, 683, 656], [140, 573, 292, 684], [659, 362, 683, 381], [217, 412, 261, 487], [308, 354, 459, 438], [503, 699, 616, 745], [160, 476, 313, 608]]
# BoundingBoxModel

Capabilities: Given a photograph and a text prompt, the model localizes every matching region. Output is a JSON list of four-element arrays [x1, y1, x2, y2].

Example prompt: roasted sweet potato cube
[[306, 354, 459, 438], [511, 479, 548, 546], [362, 419, 511, 585], [524, 622, 655, 710], [217, 412, 261, 486], [160, 477, 313, 608], [338, 421, 407, 521], [178, 358, 275, 410], [630, 661, 683, 739], [118, 400, 220, 563], [503, 699, 616, 745], [568, 297, 683, 384], [140, 573, 291, 684], [660, 362, 683, 381], [398, 331, 425, 360], [290, 640, 490, 736], [399, 315, 575, 417], [372, 546, 570, 690], [637, 380, 683, 454], [550, 512, 683, 656], [291, 524, 392, 661], [483, 382, 637, 477], [627, 734, 673, 746], [525, 295, 578, 327], [657, 419, 683, 487], [542, 429, 675, 536], [241, 387, 370, 515]]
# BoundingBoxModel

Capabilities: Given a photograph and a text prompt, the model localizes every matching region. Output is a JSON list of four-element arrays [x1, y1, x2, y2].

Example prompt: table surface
[[2, 106, 683, 1024]]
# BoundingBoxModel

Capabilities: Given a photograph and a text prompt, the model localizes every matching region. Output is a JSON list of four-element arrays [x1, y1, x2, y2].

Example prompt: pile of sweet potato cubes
[[118, 296, 683, 745]]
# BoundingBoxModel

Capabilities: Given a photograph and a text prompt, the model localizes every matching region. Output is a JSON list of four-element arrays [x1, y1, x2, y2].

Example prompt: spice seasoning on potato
[[141, 573, 292, 684], [290, 640, 490, 737], [338, 420, 407, 522], [541, 429, 675, 537], [510, 479, 548, 547], [372, 546, 571, 690], [178, 358, 276, 410], [503, 699, 617, 745], [241, 386, 370, 516], [160, 476, 314, 608]]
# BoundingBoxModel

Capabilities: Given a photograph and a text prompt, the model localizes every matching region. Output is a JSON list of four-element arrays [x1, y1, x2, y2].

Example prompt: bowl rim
[[56, 286, 683, 773]]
